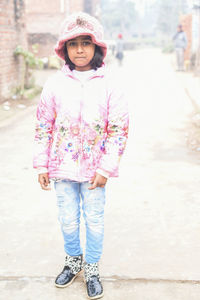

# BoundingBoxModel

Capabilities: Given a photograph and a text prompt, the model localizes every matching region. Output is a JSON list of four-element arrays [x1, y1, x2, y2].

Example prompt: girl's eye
[[83, 41, 91, 46], [68, 42, 76, 47], [67, 40, 92, 47]]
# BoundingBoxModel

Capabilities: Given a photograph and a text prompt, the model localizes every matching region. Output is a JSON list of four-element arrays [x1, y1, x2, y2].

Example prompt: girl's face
[[66, 35, 95, 71]]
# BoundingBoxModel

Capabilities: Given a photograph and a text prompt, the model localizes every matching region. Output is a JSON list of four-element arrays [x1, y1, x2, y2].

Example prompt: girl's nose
[[77, 43, 83, 53]]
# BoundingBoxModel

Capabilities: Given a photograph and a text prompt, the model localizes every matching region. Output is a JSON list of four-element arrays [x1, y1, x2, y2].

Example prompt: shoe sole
[[85, 279, 104, 300], [87, 292, 104, 300], [55, 269, 83, 288]]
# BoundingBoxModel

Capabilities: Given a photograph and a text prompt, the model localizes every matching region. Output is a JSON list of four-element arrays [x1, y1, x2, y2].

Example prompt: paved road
[[1, 49, 200, 299]]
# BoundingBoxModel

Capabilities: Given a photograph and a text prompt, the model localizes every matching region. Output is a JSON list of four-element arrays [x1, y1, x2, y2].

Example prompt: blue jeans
[[54, 180, 106, 264]]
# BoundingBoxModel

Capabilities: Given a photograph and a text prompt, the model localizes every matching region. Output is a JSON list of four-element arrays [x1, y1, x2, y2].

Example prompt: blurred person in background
[[115, 33, 124, 66], [173, 24, 188, 71]]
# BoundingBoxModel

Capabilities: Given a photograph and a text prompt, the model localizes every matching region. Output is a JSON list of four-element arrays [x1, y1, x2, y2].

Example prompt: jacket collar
[[61, 63, 105, 80]]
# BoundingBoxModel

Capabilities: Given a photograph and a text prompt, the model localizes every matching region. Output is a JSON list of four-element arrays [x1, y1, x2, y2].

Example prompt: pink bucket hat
[[55, 12, 107, 61]]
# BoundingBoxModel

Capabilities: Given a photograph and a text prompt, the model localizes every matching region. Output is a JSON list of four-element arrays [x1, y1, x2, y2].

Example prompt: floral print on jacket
[[33, 64, 129, 182]]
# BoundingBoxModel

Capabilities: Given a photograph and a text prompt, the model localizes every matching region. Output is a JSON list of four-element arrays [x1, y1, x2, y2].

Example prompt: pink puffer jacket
[[33, 64, 129, 182]]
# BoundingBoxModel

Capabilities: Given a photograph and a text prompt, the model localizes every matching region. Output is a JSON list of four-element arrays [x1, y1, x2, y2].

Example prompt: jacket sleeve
[[98, 84, 129, 177], [33, 78, 56, 170]]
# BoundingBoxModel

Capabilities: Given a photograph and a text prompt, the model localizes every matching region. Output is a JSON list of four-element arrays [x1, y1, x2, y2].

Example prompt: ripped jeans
[[54, 180, 106, 264]]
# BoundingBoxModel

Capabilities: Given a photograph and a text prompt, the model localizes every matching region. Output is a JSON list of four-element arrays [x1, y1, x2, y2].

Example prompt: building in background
[[0, 0, 100, 100], [26, 0, 84, 57], [180, 14, 192, 61], [0, 0, 27, 99], [180, 0, 200, 69], [192, 0, 200, 71], [26, 0, 101, 57]]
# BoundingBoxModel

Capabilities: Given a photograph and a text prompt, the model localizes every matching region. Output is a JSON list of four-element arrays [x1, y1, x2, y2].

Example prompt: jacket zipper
[[63, 71, 104, 181], [79, 81, 84, 181]]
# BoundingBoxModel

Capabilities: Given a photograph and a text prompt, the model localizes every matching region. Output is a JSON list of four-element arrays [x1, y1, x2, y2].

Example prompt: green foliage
[[23, 85, 42, 100], [12, 85, 42, 99], [14, 45, 43, 69], [162, 43, 174, 53], [13, 44, 43, 98]]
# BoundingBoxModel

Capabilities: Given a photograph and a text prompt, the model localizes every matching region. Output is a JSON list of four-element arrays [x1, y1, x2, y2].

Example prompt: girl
[[33, 12, 129, 300]]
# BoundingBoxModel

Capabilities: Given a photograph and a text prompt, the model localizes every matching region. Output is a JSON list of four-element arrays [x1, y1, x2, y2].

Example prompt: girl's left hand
[[88, 173, 107, 190]]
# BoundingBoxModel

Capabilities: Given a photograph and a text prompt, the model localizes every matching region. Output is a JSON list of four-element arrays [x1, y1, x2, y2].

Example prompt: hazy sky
[[130, 0, 193, 15], [130, 0, 156, 16]]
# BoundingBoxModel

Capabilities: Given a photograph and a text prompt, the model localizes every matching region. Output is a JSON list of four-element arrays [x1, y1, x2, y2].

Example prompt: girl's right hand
[[38, 173, 51, 190], [88, 173, 107, 190]]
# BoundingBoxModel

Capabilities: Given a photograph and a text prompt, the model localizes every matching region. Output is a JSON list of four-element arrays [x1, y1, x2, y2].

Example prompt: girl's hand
[[38, 173, 51, 190], [88, 173, 107, 190]]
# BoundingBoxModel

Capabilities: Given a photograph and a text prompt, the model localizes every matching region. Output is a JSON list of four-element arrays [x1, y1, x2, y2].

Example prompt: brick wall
[[26, 0, 63, 57], [0, 0, 101, 99], [180, 14, 192, 61], [69, 0, 84, 13], [26, 0, 85, 58], [26, 0, 66, 34], [0, 0, 27, 100], [26, 0, 101, 58]]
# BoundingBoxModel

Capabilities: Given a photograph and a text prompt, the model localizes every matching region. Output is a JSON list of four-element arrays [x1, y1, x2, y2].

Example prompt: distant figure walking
[[115, 33, 124, 66], [173, 24, 187, 71]]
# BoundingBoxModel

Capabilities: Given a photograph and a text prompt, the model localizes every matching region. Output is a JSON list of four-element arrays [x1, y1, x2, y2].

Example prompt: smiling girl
[[33, 12, 129, 299]]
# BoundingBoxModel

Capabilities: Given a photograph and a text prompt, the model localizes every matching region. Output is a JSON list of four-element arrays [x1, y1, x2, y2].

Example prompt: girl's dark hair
[[64, 42, 104, 71]]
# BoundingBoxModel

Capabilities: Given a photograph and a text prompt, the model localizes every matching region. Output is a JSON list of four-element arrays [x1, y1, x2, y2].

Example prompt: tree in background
[[100, 0, 140, 38], [156, 0, 189, 36]]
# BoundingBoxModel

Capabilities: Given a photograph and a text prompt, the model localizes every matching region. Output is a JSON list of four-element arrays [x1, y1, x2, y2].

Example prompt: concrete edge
[[1, 276, 200, 285]]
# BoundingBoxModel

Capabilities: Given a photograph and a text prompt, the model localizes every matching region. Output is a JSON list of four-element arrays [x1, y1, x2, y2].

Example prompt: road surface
[[1, 49, 200, 299]]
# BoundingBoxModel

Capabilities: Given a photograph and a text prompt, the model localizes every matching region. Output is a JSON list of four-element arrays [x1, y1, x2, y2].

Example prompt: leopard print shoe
[[84, 263, 104, 299], [55, 254, 83, 288]]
